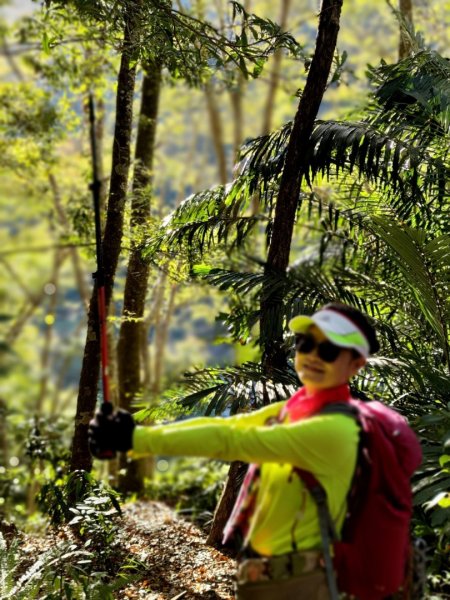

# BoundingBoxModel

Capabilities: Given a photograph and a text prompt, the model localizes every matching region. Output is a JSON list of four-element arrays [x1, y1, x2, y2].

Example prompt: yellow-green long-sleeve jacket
[[131, 401, 359, 556]]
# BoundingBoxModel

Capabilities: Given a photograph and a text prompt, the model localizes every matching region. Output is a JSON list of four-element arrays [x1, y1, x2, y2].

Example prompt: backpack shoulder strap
[[292, 401, 364, 600], [294, 466, 339, 600]]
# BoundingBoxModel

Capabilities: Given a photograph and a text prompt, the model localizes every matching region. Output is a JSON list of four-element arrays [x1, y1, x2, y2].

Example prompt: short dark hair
[[322, 302, 380, 355]]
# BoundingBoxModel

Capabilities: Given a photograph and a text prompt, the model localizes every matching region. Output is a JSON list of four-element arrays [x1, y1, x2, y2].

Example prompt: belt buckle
[[238, 558, 270, 584]]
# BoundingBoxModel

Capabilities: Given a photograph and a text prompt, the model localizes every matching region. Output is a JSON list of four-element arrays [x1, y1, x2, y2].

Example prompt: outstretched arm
[[131, 413, 359, 475]]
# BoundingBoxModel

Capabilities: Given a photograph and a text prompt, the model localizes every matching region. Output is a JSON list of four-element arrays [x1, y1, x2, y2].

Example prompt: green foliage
[[0, 531, 143, 599], [146, 46, 449, 274], [412, 410, 450, 593], [144, 182, 260, 262], [0, 82, 61, 170], [38, 470, 121, 527], [145, 458, 228, 528], [32, 471, 145, 597], [43, 0, 303, 87], [137, 361, 298, 420], [67, 494, 123, 574]]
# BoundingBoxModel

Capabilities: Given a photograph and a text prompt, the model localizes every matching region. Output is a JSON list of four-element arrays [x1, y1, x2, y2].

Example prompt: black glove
[[88, 402, 135, 459]]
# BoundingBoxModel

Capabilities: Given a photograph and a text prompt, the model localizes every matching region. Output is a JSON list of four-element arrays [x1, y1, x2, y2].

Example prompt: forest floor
[[117, 501, 236, 599], [18, 500, 236, 599]]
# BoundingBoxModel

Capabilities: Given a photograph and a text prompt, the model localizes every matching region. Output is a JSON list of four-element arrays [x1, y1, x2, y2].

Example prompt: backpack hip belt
[[237, 549, 323, 584]]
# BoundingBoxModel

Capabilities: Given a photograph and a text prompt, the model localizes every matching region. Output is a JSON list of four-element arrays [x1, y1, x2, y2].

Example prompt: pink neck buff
[[280, 383, 352, 422]]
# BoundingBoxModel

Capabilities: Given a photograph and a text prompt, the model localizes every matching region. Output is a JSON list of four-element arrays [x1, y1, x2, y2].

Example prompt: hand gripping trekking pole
[[88, 93, 115, 459]]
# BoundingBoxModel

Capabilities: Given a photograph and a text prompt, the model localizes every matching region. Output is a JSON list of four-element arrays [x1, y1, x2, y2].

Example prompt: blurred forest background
[[0, 0, 449, 597]]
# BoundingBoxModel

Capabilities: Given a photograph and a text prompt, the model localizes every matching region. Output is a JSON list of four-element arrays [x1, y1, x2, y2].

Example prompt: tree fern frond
[[369, 49, 450, 140], [309, 120, 448, 210], [369, 217, 449, 355], [144, 182, 262, 257], [145, 49, 450, 259], [192, 264, 283, 298], [140, 362, 299, 417]]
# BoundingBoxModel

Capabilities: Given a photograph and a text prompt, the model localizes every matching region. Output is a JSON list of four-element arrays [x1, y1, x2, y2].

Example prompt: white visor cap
[[288, 308, 371, 358]]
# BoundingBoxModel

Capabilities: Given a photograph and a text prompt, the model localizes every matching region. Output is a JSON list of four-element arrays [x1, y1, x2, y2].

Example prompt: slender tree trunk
[[94, 97, 108, 214], [149, 271, 167, 392], [260, 0, 343, 372], [230, 83, 244, 162], [152, 281, 177, 395], [230, 0, 251, 160], [117, 60, 162, 493], [48, 174, 89, 309], [206, 460, 246, 549], [50, 319, 85, 415], [0, 399, 7, 469], [6, 298, 44, 345], [70, 6, 138, 473], [204, 83, 228, 184], [207, 0, 344, 551], [398, 0, 413, 59], [261, 0, 291, 136], [0, 257, 36, 302], [3, 255, 67, 345], [36, 247, 63, 415]]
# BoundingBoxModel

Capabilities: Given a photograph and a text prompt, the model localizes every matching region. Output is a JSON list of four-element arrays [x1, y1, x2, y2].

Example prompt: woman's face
[[294, 325, 366, 392]]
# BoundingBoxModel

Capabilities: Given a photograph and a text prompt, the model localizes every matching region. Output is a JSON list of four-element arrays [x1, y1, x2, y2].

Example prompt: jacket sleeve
[[143, 401, 285, 432], [131, 412, 359, 475]]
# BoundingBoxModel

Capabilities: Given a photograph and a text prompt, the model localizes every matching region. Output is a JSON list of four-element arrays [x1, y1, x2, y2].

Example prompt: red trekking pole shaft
[[88, 94, 110, 406]]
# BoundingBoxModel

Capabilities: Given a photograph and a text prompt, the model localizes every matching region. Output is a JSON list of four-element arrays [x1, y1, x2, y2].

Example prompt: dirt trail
[[112, 500, 235, 599]]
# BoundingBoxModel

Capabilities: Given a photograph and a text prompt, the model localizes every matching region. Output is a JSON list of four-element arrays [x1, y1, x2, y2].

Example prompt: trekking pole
[[88, 93, 115, 458]]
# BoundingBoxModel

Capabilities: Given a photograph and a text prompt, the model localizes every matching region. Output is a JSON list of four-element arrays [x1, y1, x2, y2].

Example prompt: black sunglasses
[[294, 333, 343, 363]]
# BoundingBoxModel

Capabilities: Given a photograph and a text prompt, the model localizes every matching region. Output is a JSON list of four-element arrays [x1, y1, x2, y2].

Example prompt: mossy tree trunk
[[260, 0, 343, 372], [117, 59, 162, 493], [398, 0, 413, 59], [70, 4, 139, 473]]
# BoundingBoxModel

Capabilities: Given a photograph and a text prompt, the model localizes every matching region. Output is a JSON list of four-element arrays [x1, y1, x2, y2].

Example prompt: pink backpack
[[296, 400, 422, 600]]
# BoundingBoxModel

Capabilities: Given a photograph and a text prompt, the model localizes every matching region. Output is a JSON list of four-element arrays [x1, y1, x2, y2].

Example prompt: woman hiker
[[88, 303, 381, 599]]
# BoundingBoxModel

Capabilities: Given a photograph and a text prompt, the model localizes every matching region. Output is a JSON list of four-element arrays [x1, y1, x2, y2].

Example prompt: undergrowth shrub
[[0, 531, 143, 599], [145, 458, 228, 529], [20, 469, 146, 597]]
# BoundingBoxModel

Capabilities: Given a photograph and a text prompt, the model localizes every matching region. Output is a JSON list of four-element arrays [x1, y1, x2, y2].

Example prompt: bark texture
[[205, 83, 228, 184], [261, 0, 292, 136], [260, 0, 343, 372], [206, 460, 246, 550], [117, 60, 162, 493], [398, 0, 413, 59], [70, 6, 138, 473]]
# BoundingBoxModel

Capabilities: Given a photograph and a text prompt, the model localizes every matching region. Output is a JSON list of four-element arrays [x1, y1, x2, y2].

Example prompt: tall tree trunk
[[261, 0, 343, 372], [36, 247, 63, 415], [207, 0, 344, 549], [204, 83, 228, 184], [0, 398, 7, 469], [117, 60, 162, 493], [230, 0, 251, 160], [148, 271, 167, 389], [261, 0, 291, 136], [152, 281, 177, 395], [48, 174, 89, 309], [3, 254, 67, 345], [70, 5, 138, 473], [206, 460, 246, 550], [398, 0, 413, 59]]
